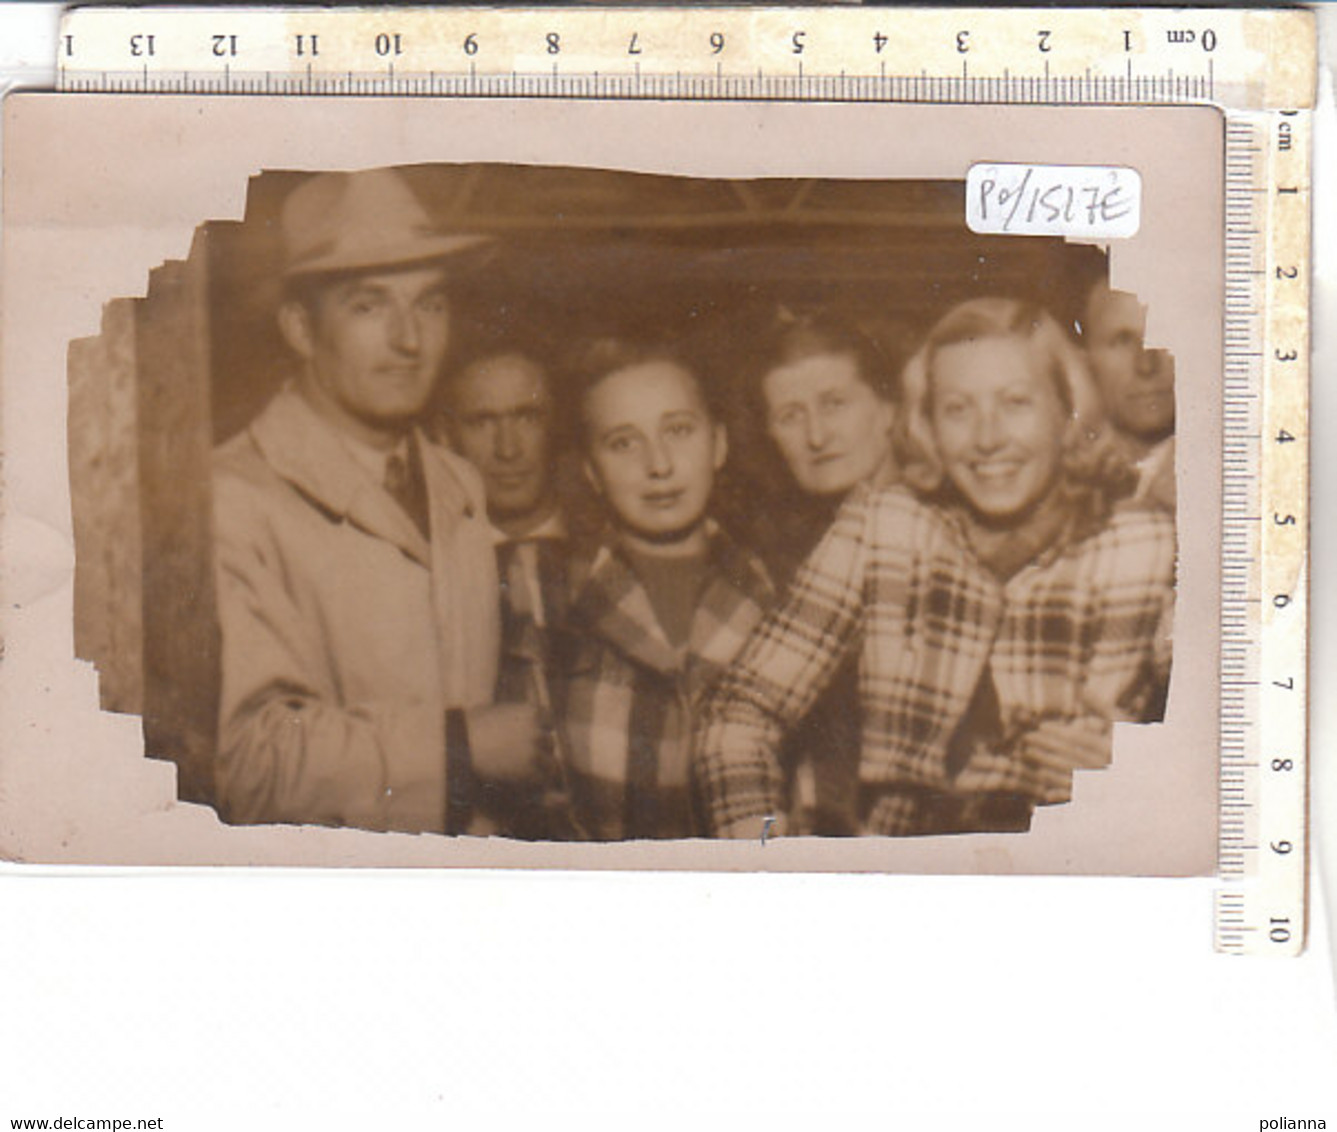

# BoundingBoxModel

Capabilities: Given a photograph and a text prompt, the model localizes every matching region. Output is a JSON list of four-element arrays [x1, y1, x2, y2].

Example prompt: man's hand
[[1020, 717, 1112, 773], [465, 703, 547, 784]]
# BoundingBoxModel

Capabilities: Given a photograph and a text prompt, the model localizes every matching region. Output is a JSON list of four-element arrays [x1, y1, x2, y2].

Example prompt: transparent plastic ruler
[[55, 6, 1315, 953]]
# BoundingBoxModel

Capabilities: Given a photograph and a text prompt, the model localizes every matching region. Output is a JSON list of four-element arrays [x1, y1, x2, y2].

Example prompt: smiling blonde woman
[[695, 297, 1175, 838]]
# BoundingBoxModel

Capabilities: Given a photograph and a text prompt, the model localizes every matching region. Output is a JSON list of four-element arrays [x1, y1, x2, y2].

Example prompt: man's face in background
[[1083, 286, 1175, 446], [445, 353, 555, 533]]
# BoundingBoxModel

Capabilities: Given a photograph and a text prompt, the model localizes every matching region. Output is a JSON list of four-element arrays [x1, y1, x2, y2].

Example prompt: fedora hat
[[280, 168, 488, 279]]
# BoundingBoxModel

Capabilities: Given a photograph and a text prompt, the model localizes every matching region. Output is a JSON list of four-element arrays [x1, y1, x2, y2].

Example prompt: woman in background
[[746, 310, 900, 834], [697, 297, 1174, 838], [750, 310, 900, 576]]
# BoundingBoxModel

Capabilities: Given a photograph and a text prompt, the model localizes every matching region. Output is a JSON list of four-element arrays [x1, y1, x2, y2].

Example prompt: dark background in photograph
[[209, 166, 1107, 564]]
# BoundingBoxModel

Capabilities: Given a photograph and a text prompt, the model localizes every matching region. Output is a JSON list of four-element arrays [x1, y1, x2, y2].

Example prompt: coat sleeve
[[1010, 508, 1177, 805], [694, 491, 873, 837], [1085, 509, 1178, 724], [212, 463, 449, 833]]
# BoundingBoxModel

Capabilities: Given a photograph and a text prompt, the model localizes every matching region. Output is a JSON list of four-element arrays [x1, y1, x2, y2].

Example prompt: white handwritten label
[[966, 162, 1141, 238]]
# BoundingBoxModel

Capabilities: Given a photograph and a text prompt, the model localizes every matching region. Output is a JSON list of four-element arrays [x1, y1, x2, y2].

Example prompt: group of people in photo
[[210, 167, 1177, 842]]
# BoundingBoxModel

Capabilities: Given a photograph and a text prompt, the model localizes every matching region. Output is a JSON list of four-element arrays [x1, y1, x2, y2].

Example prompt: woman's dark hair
[[750, 308, 897, 414], [567, 336, 714, 449]]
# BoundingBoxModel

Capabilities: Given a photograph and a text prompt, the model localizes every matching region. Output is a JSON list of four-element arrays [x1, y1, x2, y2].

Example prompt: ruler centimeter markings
[[53, 6, 1314, 954], [1214, 103, 1311, 956], [55, 7, 1311, 106]]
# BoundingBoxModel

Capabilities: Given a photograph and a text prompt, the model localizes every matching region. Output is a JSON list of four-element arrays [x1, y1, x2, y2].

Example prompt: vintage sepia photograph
[[3, 4, 1330, 1120], [2, 96, 1221, 871]]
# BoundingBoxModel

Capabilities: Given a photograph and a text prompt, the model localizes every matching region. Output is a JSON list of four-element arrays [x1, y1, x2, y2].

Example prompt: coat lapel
[[574, 529, 774, 682], [574, 546, 681, 676], [250, 388, 431, 565], [688, 531, 774, 684], [245, 385, 498, 710], [346, 481, 431, 565]]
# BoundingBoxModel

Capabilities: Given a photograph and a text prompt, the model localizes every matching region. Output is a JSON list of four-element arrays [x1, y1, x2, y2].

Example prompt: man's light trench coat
[[212, 387, 500, 833]]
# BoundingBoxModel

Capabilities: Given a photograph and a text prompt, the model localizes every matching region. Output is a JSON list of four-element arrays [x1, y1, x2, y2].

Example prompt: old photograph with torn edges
[[4, 96, 1219, 871], [71, 163, 1175, 840]]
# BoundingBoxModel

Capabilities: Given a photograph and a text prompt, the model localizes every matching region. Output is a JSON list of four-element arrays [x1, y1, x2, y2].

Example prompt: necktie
[[384, 436, 431, 540]]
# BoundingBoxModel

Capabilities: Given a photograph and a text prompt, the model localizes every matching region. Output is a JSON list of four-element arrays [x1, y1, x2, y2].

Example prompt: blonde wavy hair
[[896, 297, 1135, 512]]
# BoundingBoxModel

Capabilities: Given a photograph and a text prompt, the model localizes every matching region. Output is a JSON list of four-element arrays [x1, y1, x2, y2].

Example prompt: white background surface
[[1, 5, 1334, 1129]]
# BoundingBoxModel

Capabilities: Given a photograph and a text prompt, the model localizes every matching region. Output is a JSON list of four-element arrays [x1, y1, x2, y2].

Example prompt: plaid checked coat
[[695, 484, 1175, 837], [557, 529, 775, 840]]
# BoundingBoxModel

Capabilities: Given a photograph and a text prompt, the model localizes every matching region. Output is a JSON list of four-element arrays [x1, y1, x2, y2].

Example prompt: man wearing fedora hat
[[212, 168, 545, 834]]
